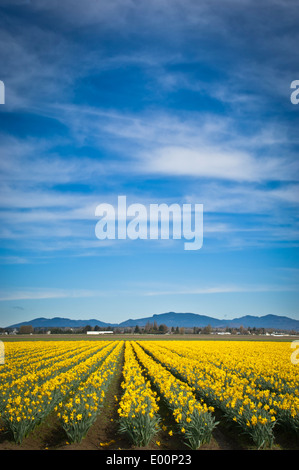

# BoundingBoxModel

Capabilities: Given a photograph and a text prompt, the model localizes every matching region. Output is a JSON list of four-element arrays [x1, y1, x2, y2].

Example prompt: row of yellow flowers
[[141, 341, 299, 448], [156, 340, 299, 434], [1, 341, 94, 387], [0, 341, 114, 443], [132, 341, 217, 449], [56, 341, 124, 443], [163, 340, 298, 397], [0, 341, 102, 402], [117, 341, 160, 446]]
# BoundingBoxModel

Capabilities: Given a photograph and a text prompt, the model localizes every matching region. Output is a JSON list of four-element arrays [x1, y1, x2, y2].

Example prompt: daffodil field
[[0, 339, 298, 449]]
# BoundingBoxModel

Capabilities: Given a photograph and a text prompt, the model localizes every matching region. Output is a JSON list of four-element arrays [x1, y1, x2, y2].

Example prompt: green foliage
[[118, 411, 160, 447]]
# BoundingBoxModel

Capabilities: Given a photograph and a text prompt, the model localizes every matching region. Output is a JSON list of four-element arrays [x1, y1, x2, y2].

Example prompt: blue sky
[[0, 0, 298, 327]]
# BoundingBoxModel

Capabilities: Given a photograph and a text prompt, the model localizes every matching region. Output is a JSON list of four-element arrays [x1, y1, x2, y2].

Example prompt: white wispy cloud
[[0, 288, 101, 301], [143, 283, 299, 297], [41, 104, 298, 183], [141, 145, 290, 182], [0, 0, 298, 260], [2, 280, 296, 303]]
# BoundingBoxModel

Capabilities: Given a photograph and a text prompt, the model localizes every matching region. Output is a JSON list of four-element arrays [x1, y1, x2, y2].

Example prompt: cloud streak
[[143, 283, 299, 297], [0, 288, 101, 302]]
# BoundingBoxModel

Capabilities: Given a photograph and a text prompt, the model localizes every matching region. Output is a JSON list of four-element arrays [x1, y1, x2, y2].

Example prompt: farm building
[[86, 331, 113, 335]]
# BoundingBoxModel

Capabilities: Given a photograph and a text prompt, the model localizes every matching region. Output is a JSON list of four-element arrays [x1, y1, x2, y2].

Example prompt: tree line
[[1, 323, 297, 336]]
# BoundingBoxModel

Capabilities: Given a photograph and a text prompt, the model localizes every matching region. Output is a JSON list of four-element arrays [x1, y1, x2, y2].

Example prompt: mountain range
[[6, 312, 299, 331]]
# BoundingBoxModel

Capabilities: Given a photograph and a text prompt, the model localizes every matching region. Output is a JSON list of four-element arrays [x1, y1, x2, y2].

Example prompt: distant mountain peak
[[5, 312, 299, 331]]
